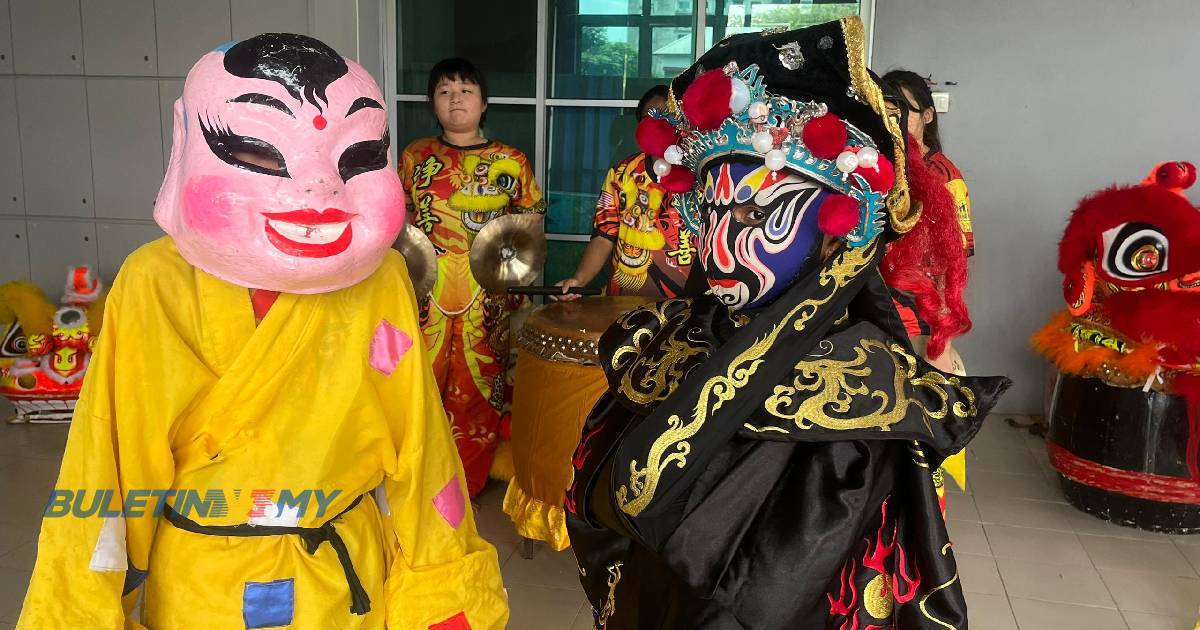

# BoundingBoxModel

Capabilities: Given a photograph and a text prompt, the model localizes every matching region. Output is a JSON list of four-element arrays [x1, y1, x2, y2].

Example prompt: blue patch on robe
[[242, 579, 294, 628], [122, 563, 148, 596]]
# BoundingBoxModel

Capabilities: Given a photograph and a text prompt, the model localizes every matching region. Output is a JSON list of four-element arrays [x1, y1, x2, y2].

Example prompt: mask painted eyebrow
[[346, 96, 384, 117], [338, 129, 390, 182], [228, 93, 294, 117]]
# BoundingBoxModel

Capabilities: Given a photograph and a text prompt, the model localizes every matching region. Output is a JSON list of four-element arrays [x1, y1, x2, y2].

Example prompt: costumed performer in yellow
[[16, 33, 505, 630]]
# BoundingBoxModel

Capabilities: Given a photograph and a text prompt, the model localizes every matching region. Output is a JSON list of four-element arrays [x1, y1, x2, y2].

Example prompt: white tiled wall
[[0, 77, 21, 215], [10, 0, 84, 76], [153, 1, 234, 77], [17, 77, 94, 218], [86, 78, 164, 220], [81, 0, 158, 77], [0, 218, 28, 281], [0, 0, 373, 299], [0, 1, 13, 75]]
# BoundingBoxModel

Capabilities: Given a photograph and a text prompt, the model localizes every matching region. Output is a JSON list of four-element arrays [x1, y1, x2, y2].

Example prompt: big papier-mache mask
[[154, 34, 404, 294], [637, 17, 914, 309]]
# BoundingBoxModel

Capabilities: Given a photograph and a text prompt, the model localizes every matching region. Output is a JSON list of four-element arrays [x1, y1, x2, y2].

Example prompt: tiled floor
[[0, 414, 1198, 629]]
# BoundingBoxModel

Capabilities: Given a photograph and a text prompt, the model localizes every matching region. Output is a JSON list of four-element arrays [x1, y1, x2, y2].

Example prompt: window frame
[[386, 0, 875, 246]]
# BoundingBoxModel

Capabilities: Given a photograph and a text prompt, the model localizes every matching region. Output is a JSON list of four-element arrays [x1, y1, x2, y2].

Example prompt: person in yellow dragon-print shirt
[[400, 58, 545, 499]]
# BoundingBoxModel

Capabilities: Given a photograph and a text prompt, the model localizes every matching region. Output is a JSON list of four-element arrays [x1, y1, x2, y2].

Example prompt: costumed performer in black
[[565, 17, 1011, 630]]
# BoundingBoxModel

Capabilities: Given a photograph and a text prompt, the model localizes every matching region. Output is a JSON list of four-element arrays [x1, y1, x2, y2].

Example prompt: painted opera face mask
[[698, 158, 831, 310], [154, 33, 405, 294]]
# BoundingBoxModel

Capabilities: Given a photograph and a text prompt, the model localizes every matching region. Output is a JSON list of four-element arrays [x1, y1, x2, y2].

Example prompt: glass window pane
[[651, 0, 693, 16], [483, 105, 537, 162], [397, 0, 536, 97], [395, 102, 536, 167], [581, 26, 638, 78], [551, 1, 694, 99], [543, 240, 609, 288], [545, 106, 636, 236], [395, 101, 439, 152], [581, 0, 640, 15], [705, 0, 860, 48], [652, 26, 693, 78]]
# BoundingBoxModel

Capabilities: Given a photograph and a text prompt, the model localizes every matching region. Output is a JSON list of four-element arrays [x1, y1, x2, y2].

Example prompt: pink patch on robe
[[432, 475, 466, 529], [429, 611, 471, 630], [369, 319, 412, 376]]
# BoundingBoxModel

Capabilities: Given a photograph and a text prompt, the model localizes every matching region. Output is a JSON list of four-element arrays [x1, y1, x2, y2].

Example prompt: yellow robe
[[17, 238, 508, 629]]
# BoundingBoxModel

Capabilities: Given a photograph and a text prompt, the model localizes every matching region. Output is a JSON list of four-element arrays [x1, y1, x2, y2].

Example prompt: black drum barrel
[[1047, 374, 1200, 534]]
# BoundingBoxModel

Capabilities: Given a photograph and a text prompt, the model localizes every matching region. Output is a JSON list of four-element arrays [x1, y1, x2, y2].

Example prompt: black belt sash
[[163, 494, 371, 615]]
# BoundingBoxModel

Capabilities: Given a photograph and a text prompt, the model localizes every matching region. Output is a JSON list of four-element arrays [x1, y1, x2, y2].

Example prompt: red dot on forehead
[[313, 115, 327, 130]]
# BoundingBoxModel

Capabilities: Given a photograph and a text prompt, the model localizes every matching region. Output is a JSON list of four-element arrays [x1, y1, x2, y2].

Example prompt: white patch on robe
[[89, 516, 127, 572], [248, 502, 301, 527], [374, 483, 391, 516]]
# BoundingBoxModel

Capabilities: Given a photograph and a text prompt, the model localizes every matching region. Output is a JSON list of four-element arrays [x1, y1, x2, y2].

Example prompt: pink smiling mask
[[154, 34, 405, 294]]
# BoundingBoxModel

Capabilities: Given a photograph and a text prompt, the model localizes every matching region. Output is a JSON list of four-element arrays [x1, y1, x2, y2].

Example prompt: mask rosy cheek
[[382, 194, 406, 234], [355, 187, 406, 236], [181, 175, 252, 235]]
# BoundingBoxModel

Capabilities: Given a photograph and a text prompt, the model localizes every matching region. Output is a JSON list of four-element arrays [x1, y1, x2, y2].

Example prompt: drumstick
[[506, 286, 602, 296]]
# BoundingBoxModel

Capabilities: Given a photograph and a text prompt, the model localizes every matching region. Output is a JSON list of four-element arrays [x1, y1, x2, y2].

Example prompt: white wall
[[0, 0, 379, 301], [871, 0, 1200, 413]]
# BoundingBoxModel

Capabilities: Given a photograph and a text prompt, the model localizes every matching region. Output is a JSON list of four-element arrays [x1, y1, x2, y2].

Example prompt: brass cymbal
[[469, 214, 547, 294], [393, 224, 437, 296]]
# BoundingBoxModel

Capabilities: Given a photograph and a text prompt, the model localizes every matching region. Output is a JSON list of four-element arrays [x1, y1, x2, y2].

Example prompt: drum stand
[[518, 536, 541, 560], [1004, 415, 1048, 437]]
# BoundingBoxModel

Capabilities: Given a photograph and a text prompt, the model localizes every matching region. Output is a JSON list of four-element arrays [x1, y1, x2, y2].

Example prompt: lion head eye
[[1102, 222, 1168, 280]]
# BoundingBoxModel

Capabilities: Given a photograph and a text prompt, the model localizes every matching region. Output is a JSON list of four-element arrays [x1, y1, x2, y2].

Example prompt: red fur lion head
[[1059, 162, 1200, 358]]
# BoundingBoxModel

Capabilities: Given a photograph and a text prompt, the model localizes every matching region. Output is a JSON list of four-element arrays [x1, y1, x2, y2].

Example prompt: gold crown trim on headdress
[[840, 16, 917, 234]]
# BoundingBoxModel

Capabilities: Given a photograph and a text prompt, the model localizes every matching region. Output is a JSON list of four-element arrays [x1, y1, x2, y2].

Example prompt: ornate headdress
[[635, 17, 917, 245]]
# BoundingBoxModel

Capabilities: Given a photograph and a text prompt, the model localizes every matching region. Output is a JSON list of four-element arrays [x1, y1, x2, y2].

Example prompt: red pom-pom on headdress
[[818, 195, 860, 237], [660, 166, 696, 193], [636, 117, 679, 158], [802, 114, 848, 160], [854, 154, 895, 193], [682, 69, 734, 131]]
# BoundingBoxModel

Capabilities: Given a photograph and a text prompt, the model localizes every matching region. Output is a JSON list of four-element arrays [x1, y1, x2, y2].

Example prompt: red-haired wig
[[880, 138, 972, 359]]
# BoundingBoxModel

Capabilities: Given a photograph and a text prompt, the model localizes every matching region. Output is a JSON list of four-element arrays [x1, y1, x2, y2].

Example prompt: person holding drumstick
[[400, 58, 545, 498], [554, 86, 698, 301]]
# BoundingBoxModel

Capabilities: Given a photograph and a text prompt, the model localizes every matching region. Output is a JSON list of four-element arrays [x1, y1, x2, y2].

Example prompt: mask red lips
[[262, 208, 356, 258], [708, 278, 742, 289]]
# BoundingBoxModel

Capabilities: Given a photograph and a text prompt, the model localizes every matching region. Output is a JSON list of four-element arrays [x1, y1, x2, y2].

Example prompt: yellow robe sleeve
[[379, 259, 509, 630], [17, 248, 188, 629]]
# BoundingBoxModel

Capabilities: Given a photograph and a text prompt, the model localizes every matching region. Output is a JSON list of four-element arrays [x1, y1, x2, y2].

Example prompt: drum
[[503, 296, 652, 551], [1048, 374, 1200, 534]]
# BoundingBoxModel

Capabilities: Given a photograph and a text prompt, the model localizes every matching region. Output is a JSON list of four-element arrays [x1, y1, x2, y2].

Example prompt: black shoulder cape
[[566, 240, 1010, 629]]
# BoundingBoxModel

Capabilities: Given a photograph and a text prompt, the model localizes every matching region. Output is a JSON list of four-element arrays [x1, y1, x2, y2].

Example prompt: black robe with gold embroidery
[[566, 240, 1010, 629]]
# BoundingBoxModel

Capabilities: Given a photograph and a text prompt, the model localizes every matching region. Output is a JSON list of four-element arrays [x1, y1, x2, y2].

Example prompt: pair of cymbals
[[393, 214, 547, 296]]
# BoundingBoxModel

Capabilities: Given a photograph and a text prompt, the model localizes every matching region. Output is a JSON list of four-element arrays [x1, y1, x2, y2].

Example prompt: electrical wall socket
[[932, 91, 950, 113]]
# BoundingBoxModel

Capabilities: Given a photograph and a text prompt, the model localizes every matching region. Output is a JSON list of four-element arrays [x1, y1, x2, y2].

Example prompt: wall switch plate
[[932, 91, 951, 113]]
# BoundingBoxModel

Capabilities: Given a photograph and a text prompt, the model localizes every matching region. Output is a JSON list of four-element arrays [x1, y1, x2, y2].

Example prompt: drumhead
[[518, 296, 653, 364]]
